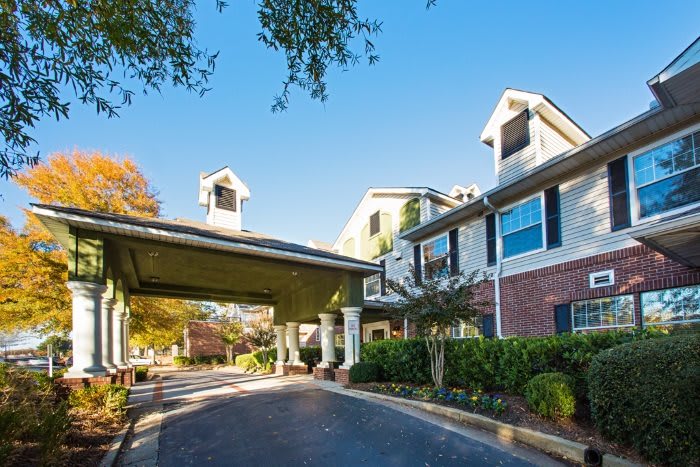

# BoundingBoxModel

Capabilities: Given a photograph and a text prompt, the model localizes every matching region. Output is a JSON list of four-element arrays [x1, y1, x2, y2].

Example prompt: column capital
[[67, 280, 107, 297], [273, 324, 287, 332], [285, 321, 300, 329], [318, 313, 337, 323], [340, 307, 362, 319], [102, 298, 117, 308]]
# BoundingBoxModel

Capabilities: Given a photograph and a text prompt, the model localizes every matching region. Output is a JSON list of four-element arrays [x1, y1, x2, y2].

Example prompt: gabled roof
[[332, 187, 461, 250], [648, 37, 700, 108], [480, 89, 590, 147]]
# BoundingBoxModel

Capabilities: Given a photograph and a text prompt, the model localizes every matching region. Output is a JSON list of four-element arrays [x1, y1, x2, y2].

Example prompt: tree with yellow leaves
[[1, 150, 209, 344]]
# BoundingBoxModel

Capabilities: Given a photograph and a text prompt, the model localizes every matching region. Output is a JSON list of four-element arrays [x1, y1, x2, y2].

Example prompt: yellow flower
[[471, 396, 478, 401]]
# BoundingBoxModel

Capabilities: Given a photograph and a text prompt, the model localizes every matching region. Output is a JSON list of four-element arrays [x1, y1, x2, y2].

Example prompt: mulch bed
[[348, 382, 645, 464]]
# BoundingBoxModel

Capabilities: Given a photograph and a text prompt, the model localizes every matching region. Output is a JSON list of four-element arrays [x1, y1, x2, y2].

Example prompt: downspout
[[483, 196, 503, 338]]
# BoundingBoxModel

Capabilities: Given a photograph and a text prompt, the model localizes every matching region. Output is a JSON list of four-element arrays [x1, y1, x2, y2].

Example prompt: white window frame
[[421, 232, 450, 280], [500, 194, 546, 262], [628, 122, 700, 227], [450, 317, 483, 339], [571, 295, 636, 331], [640, 284, 700, 327], [364, 273, 381, 299]]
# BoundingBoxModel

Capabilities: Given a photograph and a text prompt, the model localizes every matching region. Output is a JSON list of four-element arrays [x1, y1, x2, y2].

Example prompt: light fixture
[[292, 271, 298, 277], [263, 288, 271, 294], [150, 276, 160, 284]]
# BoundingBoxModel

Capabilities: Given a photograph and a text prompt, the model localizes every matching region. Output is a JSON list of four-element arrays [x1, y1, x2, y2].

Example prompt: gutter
[[483, 196, 503, 338]]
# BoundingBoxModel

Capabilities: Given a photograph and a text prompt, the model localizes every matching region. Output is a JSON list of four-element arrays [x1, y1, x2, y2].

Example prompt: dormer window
[[215, 185, 236, 211], [369, 211, 380, 237], [501, 110, 530, 159]]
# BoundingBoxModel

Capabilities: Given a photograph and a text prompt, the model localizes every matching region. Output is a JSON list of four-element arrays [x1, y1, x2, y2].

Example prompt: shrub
[[588, 334, 700, 465], [0, 364, 71, 464], [235, 353, 259, 372], [69, 384, 129, 421], [525, 372, 576, 419], [349, 362, 381, 383], [135, 366, 149, 382], [173, 356, 191, 366]]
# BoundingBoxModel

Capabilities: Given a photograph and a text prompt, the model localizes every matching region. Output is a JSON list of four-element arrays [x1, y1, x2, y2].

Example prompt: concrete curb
[[98, 421, 131, 467], [340, 388, 640, 467]]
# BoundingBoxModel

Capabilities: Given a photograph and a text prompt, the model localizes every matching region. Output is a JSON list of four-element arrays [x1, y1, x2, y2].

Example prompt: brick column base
[[313, 367, 334, 381], [116, 367, 134, 387], [273, 364, 289, 376], [56, 375, 115, 391], [333, 368, 349, 386], [272, 364, 309, 376]]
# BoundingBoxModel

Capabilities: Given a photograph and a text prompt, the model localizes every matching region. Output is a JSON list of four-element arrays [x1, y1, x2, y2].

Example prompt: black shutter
[[501, 110, 530, 159], [379, 259, 387, 296], [448, 228, 459, 276], [486, 213, 496, 266], [607, 156, 631, 231], [554, 304, 571, 334], [544, 185, 561, 249], [215, 185, 236, 211], [482, 315, 495, 338], [413, 244, 422, 285], [369, 211, 380, 236]]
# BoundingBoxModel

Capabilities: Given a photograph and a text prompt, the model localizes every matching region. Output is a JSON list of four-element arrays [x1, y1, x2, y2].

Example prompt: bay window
[[633, 130, 700, 218], [501, 197, 543, 258]]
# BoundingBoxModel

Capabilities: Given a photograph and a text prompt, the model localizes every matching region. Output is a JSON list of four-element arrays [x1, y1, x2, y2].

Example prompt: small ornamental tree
[[218, 319, 244, 364], [245, 315, 276, 367], [386, 266, 490, 388]]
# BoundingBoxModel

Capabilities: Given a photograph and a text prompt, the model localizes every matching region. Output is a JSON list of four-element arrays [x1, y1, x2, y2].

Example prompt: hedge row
[[255, 346, 345, 365], [361, 330, 665, 395], [588, 334, 700, 465], [173, 355, 227, 366]]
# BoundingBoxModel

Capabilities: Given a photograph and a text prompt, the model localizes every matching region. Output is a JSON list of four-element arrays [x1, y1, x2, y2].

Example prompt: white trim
[[571, 294, 635, 332], [363, 321, 390, 342], [420, 232, 450, 280], [33, 206, 383, 273], [500, 194, 546, 262], [589, 270, 615, 289]]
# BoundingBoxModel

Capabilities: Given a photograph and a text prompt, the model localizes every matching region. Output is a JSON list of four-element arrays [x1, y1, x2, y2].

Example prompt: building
[[332, 38, 700, 339]]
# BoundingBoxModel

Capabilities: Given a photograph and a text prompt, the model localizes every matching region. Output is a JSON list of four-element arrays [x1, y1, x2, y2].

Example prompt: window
[[335, 334, 345, 346], [422, 235, 449, 279], [641, 284, 700, 325], [451, 316, 483, 338], [571, 295, 634, 331], [364, 273, 380, 298], [501, 197, 542, 258], [501, 110, 530, 159], [215, 185, 236, 211], [369, 211, 381, 237], [633, 130, 700, 218]]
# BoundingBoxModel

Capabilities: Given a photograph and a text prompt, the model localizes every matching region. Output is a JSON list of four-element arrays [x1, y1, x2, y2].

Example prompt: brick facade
[[184, 321, 251, 357], [495, 245, 700, 337], [333, 368, 349, 385]]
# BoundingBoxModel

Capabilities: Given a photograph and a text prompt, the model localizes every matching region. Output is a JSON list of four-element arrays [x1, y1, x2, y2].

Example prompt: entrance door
[[371, 329, 385, 341]]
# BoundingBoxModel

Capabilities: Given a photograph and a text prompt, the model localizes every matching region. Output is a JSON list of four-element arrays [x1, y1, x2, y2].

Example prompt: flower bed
[[372, 383, 507, 416]]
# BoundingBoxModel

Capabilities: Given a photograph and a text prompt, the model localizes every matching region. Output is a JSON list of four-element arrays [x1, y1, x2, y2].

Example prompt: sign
[[347, 319, 360, 336]]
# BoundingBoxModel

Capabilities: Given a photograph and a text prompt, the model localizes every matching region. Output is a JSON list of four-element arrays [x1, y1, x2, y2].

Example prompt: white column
[[274, 325, 287, 365], [124, 317, 131, 367], [101, 298, 117, 371], [318, 313, 337, 368], [66, 281, 107, 378], [286, 322, 302, 365], [113, 309, 128, 367], [340, 307, 362, 369]]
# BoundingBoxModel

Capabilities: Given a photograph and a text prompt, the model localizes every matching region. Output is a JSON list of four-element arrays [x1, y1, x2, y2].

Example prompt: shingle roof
[[31, 204, 379, 268]]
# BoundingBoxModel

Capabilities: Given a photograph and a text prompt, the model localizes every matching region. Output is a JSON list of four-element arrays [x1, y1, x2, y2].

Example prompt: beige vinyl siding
[[540, 119, 575, 163], [497, 105, 538, 185], [457, 216, 495, 276], [500, 164, 638, 277], [430, 201, 454, 218]]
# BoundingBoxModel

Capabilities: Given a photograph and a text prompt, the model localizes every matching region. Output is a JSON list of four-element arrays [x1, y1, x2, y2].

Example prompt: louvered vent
[[589, 270, 614, 288], [369, 211, 380, 236], [215, 185, 236, 211], [501, 110, 530, 159]]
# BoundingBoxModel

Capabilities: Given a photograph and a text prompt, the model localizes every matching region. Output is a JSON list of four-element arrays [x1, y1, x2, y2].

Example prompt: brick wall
[[497, 245, 700, 337], [185, 321, 251, 357]]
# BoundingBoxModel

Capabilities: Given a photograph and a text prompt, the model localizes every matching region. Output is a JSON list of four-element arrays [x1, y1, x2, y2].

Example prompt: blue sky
[[1, 1, 698, 246]]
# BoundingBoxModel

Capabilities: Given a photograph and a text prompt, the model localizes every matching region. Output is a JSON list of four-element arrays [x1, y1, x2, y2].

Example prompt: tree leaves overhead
[[257, 0, 382, 112], [0, 0, 217, 179]]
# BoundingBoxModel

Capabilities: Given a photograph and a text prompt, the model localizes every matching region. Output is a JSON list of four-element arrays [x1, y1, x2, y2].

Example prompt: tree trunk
[[226, 345, 233, 363], [261, 349, 268, 366]]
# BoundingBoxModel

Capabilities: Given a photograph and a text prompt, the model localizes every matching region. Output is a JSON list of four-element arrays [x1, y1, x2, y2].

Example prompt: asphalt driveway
[[139, 369, 561, 467]]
